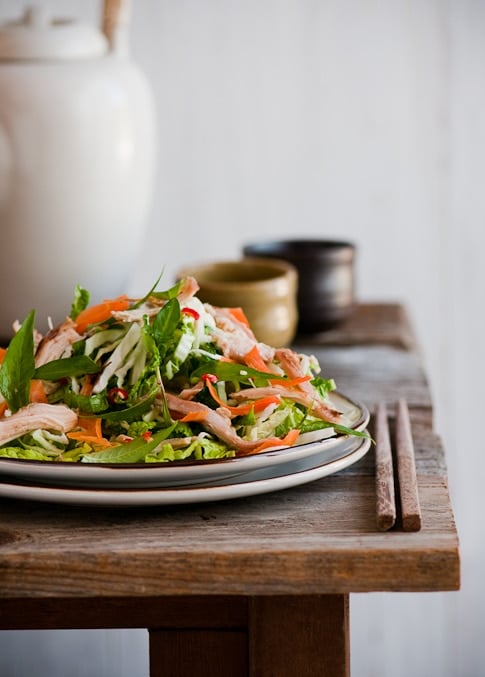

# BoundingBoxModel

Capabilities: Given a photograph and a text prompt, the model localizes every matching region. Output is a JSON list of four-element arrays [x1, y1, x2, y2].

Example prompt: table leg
[[149, 628, 248, 677], [249, 594, 350, 677], [148, 594, 349, 677]]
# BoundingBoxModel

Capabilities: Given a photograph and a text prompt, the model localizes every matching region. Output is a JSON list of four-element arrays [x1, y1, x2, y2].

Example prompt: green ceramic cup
[[176, 258, 298, 347]]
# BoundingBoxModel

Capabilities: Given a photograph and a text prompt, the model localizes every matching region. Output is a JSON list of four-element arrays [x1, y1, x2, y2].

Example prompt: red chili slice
[[182, 307, 200, 320], [201, 373, 218, 384], [107, 387, 129, 405]]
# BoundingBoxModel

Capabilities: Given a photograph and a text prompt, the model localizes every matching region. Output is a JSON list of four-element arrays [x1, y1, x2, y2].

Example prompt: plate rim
[[0, 437, 371, 507], [0, 392, 369, 489]]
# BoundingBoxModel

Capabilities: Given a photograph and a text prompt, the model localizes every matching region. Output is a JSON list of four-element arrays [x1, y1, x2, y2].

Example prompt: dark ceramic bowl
[[243, 239, 356, 333]]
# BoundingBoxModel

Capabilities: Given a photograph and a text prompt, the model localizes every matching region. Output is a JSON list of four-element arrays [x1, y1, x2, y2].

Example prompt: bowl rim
[[176, 257, 298, 288], [243, 239, 355, 261]]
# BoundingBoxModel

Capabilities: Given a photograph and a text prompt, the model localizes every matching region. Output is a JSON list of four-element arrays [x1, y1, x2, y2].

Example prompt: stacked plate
[[0, 392, 370, 507]]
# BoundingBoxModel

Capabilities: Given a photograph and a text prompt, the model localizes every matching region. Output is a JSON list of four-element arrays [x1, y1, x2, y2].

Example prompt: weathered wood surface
[[306, 344, 434, 416], [0, 304, 460, 612], [375, 401, 396, 531], [396, 398, 422, 532], [0, 418, 459, 601], [294, 303, 416, 350]]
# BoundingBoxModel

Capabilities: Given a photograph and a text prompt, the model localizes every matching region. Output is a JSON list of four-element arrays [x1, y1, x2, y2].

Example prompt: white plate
[[0, 392, 369, 489], [0, 437, 371, 507]]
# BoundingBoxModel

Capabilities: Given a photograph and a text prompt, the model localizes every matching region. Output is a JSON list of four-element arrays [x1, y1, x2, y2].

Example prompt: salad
[[0, 277, 364, 465]]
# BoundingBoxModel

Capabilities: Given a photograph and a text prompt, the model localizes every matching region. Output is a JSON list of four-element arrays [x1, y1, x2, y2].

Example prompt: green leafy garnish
[[192, 360, 275, 386], [80, 425, 177, 464], [150, 279, 184, 301], [34, 356, 101, 381], [69, 285, 90, 320], [132, 273, 183, 308], [153, 298, 181, 351], [0, 310, 36, 412], [131, 270, 165, 308], [99, 388, 158, 422]]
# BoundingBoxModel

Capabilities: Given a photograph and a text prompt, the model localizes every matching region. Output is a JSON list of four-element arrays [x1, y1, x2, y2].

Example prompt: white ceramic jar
[[0, 5, 156, 338]]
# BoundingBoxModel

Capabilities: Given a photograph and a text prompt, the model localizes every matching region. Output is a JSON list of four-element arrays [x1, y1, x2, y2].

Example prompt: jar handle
[[102, 0, 131, 55]]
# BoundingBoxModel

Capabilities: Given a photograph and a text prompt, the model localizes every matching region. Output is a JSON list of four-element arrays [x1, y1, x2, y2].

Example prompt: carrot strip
[[74, 295, 130, 333], [227, 307, 250, 327], [179, 411, 208, 423], [204, 379, 237, 411], [269, 375, 312, 387], [243, 345, 272, 373], [67, 432, 113, 448], [77, 417, 103, 437], [29, 380, 48, 403], [204, 378, 279, 416], [252, 428, 300, 454], [67, 417, 112, 447], [0, 347, 6, 363], [247, 395, 281, 413], [80, 375, 94, 397], [227, 395, 281, 417]]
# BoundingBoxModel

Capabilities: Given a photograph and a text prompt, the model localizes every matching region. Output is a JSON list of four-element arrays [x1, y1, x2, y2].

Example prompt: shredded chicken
[[112, 276, 201, 324], [176, 276, 200, 304], [231, 385, 342, 424], [13, 321, 43, 352], [205, 305, 276, 364], [166, 393, 264, 453], [273, 348, 342, 422], [35, 317, 83, 367], [179, 381, 205, 400], [111, 304, 159, 323], [0, 403, 78, 446]]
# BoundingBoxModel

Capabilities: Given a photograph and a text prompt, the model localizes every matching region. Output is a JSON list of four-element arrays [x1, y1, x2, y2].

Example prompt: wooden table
[[0, 304, 460, 677]]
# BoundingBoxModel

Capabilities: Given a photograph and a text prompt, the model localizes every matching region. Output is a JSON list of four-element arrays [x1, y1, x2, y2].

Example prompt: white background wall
[[0, 1, 484, 675]]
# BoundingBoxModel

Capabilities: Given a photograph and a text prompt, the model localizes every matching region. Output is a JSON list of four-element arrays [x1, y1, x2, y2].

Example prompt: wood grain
[[0, 596, 249, 631], [294, 303, 417, 350], [0, 468, 458, 599], [149, 629, 247, 677], [302, 344, 433, 414], [375, 401, 396, 530], [396, 398, 422, 531], [249, 595, 350, 677]]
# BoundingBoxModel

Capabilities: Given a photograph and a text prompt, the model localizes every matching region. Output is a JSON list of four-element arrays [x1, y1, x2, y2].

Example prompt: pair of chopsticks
[[375, 399, 422, 532]]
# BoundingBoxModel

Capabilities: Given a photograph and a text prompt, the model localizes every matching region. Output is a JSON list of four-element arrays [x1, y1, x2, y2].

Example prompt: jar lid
[[0, 6, 108, 60]]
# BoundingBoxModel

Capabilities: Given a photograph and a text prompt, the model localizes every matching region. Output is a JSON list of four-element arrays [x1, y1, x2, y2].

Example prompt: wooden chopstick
[[395, 398, 422, 532], [375, 401, 396, 531], [375, 399, 422, 532]]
